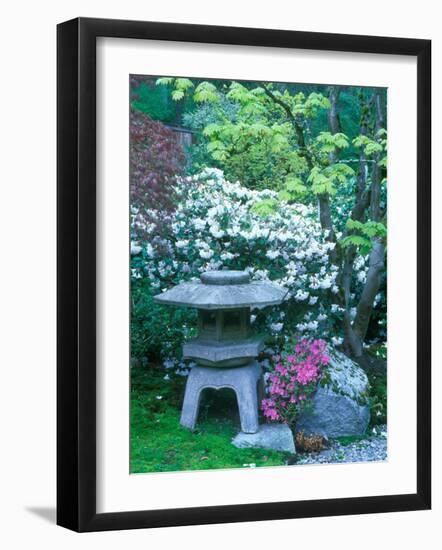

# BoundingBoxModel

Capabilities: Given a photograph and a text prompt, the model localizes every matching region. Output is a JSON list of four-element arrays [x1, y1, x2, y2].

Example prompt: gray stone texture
[[183, 336, 264, 367], [154, 270, 288, 310], [201, 270, 250, 285], [297, 351, 371, 438], [180, 362, 263, 434], [232, 424, 296, 454]]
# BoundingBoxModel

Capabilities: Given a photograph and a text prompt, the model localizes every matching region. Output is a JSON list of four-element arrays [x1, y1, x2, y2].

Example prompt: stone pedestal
[[180, 362, 263, 434]]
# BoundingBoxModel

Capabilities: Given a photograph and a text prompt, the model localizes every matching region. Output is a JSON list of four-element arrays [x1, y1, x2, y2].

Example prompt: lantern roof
[[154, 270, 288, 310]]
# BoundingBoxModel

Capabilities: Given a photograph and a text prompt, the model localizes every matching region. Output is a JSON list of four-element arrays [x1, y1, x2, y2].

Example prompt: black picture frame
[[57, 17, 431, 532]]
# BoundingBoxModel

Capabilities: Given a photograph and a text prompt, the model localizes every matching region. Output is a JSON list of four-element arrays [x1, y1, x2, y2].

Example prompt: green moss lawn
[[130, 366, 290, 473]]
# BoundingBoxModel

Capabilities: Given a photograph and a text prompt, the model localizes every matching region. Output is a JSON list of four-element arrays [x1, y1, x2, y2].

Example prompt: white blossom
[[220, 251, 235, 261], [266, 250, 280, 260], [131, 169, 360, 360], [199, 249, 214, 259], [131, 243, 142, 255], [295, 289, 309, 301], [163, 359, 176, 369]]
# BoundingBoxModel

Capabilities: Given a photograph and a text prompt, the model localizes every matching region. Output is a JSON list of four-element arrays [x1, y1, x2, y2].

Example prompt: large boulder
[[296, 350, 370, 438]]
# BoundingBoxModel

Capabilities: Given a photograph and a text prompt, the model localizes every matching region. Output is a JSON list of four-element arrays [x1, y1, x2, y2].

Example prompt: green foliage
[[182, 96, 240, 174], [155, 77, 174, 86], [315, 131, 350, 153], [194, 81, 220, 103], [130, 268, 197, 361], [157, 79, 336, 192], [175, 78, 194, 91], [249, 198, 278, 217], [369, 342, 387, 360], [226, 81, 253, 104], [131, 80, 178, 122], [341, 219, 387, 254], [202, 116, 305, 190], [157, 77, 195, 92], [353, 134, 384, 156], [278, 176, 307, 202], [307, 166, 336, 195], [334, 434, 366, 446], [346, 219, 387, 239], [379, 156, 387, 168], [340, 234, 372, 255], [171, 89, 185, 101], [366, 368, 387, 426], [325, 163, 355, 183], [308, 163, 355, 197], [304, 92, 331, 113]]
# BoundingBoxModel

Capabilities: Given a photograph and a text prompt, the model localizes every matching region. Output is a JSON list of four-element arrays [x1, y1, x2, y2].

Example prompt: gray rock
[[232, 423, 296, 453], [297, 350, 370, 438]]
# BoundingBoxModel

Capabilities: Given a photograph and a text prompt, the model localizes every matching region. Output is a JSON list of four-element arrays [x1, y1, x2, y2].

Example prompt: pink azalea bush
[[261, 339, 330, 429]]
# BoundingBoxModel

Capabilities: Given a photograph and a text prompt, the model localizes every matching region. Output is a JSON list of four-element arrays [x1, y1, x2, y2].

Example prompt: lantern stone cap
[[200, 270, 250, 285], [154, 270, 288, 310]]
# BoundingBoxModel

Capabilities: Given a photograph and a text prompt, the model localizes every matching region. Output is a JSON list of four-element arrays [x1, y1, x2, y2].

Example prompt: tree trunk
[[327, 86, 342, 135], [342, 89, 386, 358], [352, 238, 385, 346]]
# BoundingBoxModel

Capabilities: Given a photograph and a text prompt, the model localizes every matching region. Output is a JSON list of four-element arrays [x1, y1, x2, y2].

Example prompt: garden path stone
[[232, 423, 296, 454]]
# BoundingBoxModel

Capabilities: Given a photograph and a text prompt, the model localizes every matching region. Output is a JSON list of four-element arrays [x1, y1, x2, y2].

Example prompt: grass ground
[[130, 363, 387, 474], [130, 366, 290, 473]]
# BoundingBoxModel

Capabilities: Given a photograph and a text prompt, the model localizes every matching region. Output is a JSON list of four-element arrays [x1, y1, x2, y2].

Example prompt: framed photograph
[[57, 17, 431, 532]]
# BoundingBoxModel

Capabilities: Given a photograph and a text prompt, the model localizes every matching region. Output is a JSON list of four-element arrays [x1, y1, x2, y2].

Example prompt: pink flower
[[261, 338, 328, 426]]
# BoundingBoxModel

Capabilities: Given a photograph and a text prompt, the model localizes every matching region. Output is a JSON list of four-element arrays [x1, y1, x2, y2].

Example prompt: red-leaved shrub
[[130, 109, 185, 237]]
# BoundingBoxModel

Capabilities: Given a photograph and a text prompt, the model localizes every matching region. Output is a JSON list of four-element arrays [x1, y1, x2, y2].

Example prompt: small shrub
[[261, 339, 330, 430]]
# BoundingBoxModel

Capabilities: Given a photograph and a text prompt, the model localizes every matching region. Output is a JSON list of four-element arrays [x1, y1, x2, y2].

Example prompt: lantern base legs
[[180, 362, 262, 434]]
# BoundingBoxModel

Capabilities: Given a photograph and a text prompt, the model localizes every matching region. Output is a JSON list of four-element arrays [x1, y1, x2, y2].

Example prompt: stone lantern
[[154, 270, 287, 433]]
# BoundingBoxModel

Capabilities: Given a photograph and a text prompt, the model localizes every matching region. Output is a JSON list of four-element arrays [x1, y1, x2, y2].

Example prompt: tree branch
[[262, 84, 312, 168], [369, 89, 385, 222]]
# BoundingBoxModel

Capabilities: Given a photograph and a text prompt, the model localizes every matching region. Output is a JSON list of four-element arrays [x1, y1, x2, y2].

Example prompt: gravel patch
[[293, 425, 387, 465]]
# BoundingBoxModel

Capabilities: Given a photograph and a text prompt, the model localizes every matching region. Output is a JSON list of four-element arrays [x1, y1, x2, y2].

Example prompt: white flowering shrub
[[131, 169, 344, 364]]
